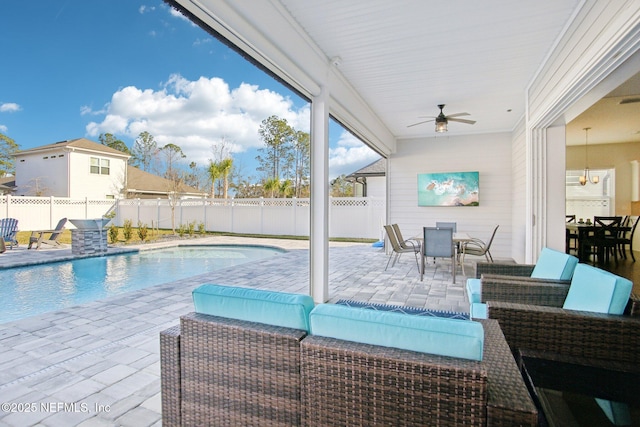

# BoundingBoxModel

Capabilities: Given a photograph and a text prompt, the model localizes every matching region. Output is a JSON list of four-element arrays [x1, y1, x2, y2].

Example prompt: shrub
[[178, 224, 186, 237], [198, 222, 206, 235], [188, 221, 196, 236], [137, 221, 148, 242], [108, 224, 119, 243], [123, 219, 133, 241]]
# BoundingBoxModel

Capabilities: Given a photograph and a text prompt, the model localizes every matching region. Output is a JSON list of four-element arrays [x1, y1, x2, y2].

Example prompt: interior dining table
[[565, 222, 630, 262]]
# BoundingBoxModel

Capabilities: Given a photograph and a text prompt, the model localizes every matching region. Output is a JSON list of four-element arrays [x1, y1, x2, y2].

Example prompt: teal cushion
[[563, 265, 617, 314], [309, 304, 484, 361], [598, 269, 633, 315], [470, 303, 487, 319], [531, 247, 579, 280], [192, 284, 314, 332], [466, 278, 482, 304]]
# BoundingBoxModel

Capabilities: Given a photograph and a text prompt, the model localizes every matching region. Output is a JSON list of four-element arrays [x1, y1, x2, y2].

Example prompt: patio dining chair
[[421, 226, 455, 282], [383, 225, 419, 270], [460, 224, 498, 266]]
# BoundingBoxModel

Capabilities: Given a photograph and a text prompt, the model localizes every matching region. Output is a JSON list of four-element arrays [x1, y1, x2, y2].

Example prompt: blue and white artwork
[[418, 171, 479, 207]]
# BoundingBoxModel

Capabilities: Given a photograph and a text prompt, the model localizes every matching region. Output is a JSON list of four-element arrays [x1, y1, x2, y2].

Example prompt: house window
[[90, 157, 110, 175]]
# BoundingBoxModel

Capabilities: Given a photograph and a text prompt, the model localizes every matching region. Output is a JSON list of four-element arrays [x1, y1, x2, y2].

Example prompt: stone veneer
[[71, 229, 108, 255]]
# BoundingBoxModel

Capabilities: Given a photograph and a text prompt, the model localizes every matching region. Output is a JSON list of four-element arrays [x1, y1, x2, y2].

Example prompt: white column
[[310, 85, 330, 303]]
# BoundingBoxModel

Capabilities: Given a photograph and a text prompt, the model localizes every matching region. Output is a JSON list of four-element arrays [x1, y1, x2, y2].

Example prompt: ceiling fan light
[[435, 121, 447, 133]]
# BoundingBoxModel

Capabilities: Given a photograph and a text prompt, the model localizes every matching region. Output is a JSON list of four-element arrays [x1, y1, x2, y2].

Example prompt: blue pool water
[[0, 245, 284, 324]]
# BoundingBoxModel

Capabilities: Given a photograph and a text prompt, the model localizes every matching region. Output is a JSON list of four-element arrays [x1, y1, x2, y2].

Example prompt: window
[[90, 157, 110, 175]]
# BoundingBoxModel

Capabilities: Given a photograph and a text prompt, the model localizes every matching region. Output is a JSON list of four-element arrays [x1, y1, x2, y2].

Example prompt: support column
[[310, 85, 330, 303]]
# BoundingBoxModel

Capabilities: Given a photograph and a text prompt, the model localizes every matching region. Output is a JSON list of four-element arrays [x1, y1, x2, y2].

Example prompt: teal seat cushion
[[470, 303, 487, 320], [562, 264, 632, 314], [530, 247, 578, 280], [192, 284, 314, 332], [309, 304, 484, 361], [466, 278, 482, 304]]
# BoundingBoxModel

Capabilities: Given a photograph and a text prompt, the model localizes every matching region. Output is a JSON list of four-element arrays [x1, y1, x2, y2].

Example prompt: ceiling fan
[[407, 104, 476, 132]]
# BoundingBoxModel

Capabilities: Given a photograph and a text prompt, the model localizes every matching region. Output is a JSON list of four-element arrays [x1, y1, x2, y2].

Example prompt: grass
[[14, 229, 377, 246]]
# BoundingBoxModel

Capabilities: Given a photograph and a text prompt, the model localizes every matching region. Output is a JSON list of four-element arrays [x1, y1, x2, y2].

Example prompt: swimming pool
[[0, 245, 284, 324]]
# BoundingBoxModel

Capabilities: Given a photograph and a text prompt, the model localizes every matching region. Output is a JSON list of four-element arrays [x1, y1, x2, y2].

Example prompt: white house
[[14, 138, 130, 199], [346, 158, 386, 198]]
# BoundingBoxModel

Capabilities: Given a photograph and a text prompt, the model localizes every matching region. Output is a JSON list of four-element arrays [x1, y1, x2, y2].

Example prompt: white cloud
[[0, 103, 21, 113], [139, 5, 156, 14], [0, 125, 7, 133], [328, 131, 381, 178], [85, 74, 309, 167]]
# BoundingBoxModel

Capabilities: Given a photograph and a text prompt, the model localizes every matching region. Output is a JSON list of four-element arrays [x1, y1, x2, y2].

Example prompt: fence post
[[50, 196, 55, 229], [5, 194, 10, 218], [157, 198, 161, 229], [85, 197, 89, 219]]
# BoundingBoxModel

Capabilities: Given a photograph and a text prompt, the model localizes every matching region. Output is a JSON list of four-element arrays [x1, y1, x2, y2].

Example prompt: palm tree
[[218, 158, 233, 199], [263, 177, 280, 198], [207, 162, 223, 198]]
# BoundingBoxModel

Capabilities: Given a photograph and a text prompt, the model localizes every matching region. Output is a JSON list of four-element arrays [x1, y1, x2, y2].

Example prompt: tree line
[[0, 114, 354, 198]]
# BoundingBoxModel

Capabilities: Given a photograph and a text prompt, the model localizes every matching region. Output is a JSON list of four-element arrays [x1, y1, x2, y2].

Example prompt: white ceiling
[[172, 0, 640, 147]]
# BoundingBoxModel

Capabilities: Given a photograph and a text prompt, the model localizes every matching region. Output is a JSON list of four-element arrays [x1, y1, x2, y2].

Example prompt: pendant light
[[579, 127, 599, 185]]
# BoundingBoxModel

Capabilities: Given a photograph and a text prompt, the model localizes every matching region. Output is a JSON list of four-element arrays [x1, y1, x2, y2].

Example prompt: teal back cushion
[[531, 247, 579, 280], [192, 284, 314, 332], [563, 265, 632, 314], [309, 304, 484, 361]]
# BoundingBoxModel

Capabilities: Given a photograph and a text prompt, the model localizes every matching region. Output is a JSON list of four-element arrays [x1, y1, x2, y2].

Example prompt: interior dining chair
[[617, 216, 639, 261], [421, 226, 455, 282], [586, 216, 623, 264], [460, 225, 499, 271], [565, 215, 578, 254]]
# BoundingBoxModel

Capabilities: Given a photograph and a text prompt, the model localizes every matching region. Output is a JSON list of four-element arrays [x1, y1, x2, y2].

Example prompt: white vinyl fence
[[0, 195, 116, 230], [114, 197, 386, 239], [1, 195, 386, 240]]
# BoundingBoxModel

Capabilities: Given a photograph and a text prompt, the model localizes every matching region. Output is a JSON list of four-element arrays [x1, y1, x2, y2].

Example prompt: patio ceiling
[[169, 1, 639, 151]]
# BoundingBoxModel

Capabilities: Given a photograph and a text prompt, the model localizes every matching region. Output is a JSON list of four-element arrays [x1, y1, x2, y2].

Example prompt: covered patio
[[165, 0, 640, 303]]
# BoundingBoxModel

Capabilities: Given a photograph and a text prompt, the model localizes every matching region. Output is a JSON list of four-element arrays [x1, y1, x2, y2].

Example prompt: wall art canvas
[[418, 171, 479, 207]]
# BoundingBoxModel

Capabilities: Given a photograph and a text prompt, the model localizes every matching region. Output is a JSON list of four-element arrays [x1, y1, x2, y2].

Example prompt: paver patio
[[0, 236, 472, 426]]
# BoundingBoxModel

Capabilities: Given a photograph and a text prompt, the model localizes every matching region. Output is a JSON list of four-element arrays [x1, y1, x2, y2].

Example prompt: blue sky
[[0, 1, 380, 181]]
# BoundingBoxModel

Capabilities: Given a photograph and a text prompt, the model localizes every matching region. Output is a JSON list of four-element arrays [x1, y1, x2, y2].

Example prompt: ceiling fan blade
[[407, 119, 435, 128], [446, 112, 470, 118], [448, 118, 476, 125]]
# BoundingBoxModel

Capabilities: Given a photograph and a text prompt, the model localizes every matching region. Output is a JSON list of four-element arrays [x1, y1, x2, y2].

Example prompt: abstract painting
[[418, 171, 479, 207]]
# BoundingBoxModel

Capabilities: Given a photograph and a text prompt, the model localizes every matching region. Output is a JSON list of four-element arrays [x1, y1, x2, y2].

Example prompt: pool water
[[0, 245, 284, 324]]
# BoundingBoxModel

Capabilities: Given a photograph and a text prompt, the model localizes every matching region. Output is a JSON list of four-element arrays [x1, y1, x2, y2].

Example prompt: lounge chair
[[28, 217, 67, 249], [466, 247, 578, 318], [487, 263, 640, 366], [0, 217, 19, 249]]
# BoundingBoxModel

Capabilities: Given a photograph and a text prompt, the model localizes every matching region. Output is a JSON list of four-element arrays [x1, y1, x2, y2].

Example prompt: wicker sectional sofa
[[160, 285, 537, 426]]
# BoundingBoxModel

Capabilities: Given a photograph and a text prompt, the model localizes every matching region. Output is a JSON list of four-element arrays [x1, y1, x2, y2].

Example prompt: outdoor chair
[[301, 304, 537, 426], [383, 224, 419, 270], [466, 247, 578, 318], [486, 263, 640, 367], [391, 223, 421, 252], [28, 217, 67, 249], [421, 226, 455, 282], [0, 217, 19, 249], [160, 284, 314, 427], [460, 224, 499, 267]]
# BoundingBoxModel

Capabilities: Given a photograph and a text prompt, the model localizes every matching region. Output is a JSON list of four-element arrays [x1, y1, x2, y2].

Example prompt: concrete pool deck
[[0, 236, 472, 426]]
